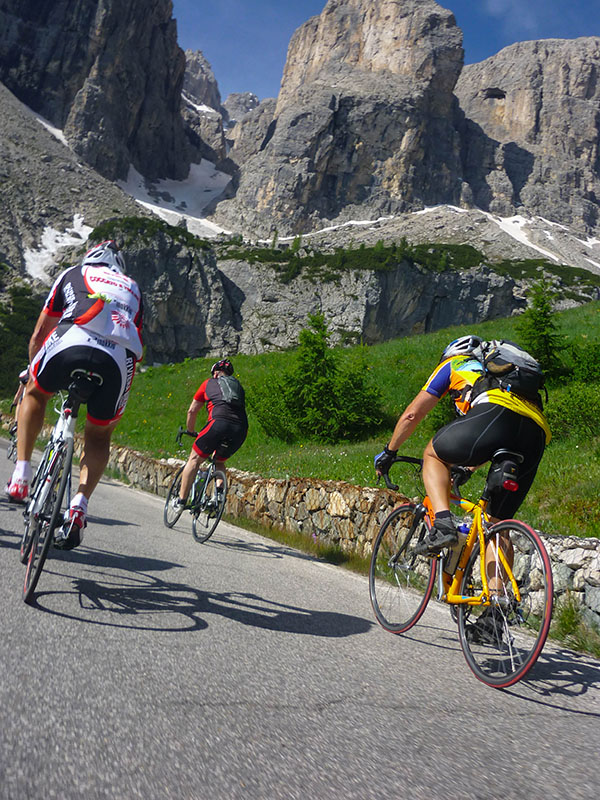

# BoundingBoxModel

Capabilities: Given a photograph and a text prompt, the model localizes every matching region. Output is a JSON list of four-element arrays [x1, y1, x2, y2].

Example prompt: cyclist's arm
[[388, 390, 439, 451], [28, 310, 56, 362], [186, 398, 204, 434]]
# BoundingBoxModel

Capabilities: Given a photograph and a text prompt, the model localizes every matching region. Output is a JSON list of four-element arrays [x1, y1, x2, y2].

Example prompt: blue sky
[[171, 0, 600, 101]]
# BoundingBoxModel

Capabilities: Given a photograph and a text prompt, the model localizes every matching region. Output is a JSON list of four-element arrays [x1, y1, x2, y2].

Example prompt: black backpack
[[472, 339, 546, 406], [217, 375, 245, 408]]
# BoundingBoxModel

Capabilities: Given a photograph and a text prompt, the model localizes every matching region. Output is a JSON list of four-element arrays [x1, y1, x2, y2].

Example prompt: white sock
[[71, 493, 88, 513], [13, 460, 32, 483]]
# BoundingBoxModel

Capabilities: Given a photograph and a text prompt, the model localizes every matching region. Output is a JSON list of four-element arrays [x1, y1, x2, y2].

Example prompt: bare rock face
[[213, 0, 464, 235], [0, 0, 190, 182], [455, 38, 600, 232], [183, 49, 222, 112], [222, 92, 261, 127], [0, 81, 146, 275]]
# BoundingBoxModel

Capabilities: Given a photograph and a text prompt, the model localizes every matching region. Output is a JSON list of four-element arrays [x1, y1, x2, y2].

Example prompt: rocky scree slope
[[0, 81, 146, 276]]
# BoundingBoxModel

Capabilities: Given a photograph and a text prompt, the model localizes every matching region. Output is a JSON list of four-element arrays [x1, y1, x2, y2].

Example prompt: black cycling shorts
[[31, 325, 135, 424], [193, 418, 247, 461], [432, 402, 546, 519]]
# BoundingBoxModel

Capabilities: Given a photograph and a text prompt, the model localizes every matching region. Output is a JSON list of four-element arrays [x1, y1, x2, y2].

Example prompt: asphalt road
[[1, 439, 599, 799]]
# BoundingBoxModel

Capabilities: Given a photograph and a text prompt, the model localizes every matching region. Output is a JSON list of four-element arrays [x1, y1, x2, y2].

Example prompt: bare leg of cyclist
[[15, 384, 49, 463], [485, 527, 514, 596], [179, 449, 202, 501], [422, 439, 451, 513], [215, 458, 226, 491], [77, 419, 119, 499]]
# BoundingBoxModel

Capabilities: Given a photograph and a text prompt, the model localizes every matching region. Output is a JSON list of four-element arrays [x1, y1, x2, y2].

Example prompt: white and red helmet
[[82, 240, 126, 273]]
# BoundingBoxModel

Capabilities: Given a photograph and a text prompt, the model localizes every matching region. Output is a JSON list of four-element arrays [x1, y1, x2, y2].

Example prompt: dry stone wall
[[101, 440, 600, 631]]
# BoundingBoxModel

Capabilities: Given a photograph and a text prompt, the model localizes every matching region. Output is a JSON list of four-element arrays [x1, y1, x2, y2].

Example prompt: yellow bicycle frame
[[422, 493, 522, 607]]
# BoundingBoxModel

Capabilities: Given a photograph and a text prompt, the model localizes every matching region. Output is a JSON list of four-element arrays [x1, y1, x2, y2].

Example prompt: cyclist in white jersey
[[5, 240, 143, 550]]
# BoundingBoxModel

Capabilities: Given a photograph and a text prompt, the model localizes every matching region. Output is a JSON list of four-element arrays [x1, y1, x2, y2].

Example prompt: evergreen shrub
[[249, 313, 386, 443]]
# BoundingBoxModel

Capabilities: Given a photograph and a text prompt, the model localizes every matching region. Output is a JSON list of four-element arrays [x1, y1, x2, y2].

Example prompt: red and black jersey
[[194, 377, 248, 426]]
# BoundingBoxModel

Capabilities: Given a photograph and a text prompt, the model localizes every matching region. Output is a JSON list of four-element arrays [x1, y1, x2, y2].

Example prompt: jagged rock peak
[[277, 0, 463, 112], [212, 0, 464, 235], [183, 49, 222, 112], [223, 93, 261, 127], [456, 37, 600, 232], [0, 0, 190, 182]]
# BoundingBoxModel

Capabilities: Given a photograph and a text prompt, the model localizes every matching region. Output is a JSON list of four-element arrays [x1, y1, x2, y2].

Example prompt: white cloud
[[483, 0, 549, 36]]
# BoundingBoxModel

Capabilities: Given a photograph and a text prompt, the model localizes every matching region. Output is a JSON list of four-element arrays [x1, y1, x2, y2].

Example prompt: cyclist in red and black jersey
[[176, 359, 248, 510]]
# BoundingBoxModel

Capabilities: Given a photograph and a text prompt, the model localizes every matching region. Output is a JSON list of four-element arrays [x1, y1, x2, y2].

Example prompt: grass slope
[[107, 302, 600, 539]]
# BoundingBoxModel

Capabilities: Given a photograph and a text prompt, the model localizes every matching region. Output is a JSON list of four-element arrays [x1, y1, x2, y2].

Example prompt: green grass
[[3, 302, 600, 538], [101, 301, 600, 538]]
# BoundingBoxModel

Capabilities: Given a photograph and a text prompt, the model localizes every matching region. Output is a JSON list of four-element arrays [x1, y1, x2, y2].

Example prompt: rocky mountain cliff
[[455, 38, 600, 233], [0, 0, 191, 181], [213, 0, 465, 235], [211, 0, 600, 240], [0, 81, 147, 274]]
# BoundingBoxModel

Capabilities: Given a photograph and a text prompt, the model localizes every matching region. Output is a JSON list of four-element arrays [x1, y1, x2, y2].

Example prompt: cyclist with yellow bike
[[375, 335, 550, 535], [374, 335, 551, 638]]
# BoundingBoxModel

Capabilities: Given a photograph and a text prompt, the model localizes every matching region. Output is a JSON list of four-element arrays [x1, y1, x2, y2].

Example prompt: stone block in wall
[[305, 487, 326, 511], [266, 480, 288, 504], [563, 547, 597, 570], [585, 585, 600, 615], [552, 561, 575, 594], [327, 491, 351, 518]]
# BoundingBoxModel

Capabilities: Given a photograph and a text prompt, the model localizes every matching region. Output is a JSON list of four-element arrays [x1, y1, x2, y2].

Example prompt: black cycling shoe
[[466, 607, 504, 644], [414, 518, 458, 555]]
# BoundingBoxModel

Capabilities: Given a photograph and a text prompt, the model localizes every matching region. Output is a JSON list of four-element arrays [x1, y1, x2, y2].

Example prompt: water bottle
[[445, 520, 470, 575]]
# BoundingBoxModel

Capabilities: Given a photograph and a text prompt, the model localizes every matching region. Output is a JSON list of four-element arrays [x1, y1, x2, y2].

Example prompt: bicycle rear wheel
[[457, 520, 553, 688], [23, 440, 72, 603], [164, 466, 185, 528], [369, 503, 436, 633], [192, 469, 227, 543], [7, 423, 17, 462], [20, 441, 54, 564]]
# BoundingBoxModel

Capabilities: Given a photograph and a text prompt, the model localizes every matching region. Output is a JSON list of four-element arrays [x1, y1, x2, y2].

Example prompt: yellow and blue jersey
[[422, 355, 484, 416], [423, 355, 551, 442]]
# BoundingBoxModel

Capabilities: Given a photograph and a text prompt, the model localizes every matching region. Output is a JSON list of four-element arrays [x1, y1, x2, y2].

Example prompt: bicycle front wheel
[[23, 440, 72, 603], [192, 469, 227, 543], [369, 503, 436, 633], [457, 520, 553, 688], [164, 467, 185, 528]]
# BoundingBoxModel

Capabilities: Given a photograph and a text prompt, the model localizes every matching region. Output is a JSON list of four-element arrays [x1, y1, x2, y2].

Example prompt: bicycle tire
[[457, 520, 553, 688], [20, 440, 55, 565], [6, 426, 17, 462], [164, 466, 185, 528], [192, 469, 227, 543], [369, 503, 436, 633], [23, 439, 72, 604]]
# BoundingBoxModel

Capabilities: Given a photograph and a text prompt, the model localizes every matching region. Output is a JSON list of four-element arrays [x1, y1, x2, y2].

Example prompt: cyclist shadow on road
[[32, 556, 374, 639], [503, 647, 600, 714]]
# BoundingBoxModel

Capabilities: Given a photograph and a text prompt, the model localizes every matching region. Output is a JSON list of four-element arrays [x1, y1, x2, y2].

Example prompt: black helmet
[[211, 358, 234, 376]]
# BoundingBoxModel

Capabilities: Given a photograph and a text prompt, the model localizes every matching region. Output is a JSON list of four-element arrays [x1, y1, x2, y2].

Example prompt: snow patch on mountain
[[118, 163, 231, 237], [24, 214, 93, 282]]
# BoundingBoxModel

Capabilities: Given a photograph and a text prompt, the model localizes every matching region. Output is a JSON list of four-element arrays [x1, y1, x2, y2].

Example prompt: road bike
[[20, 370, 102, 603], [163, 426, 228, 543], [369, 450, 554, 688]]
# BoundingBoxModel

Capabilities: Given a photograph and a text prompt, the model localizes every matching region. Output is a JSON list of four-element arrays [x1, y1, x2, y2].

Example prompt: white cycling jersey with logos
[[43, 264, 144, 360]]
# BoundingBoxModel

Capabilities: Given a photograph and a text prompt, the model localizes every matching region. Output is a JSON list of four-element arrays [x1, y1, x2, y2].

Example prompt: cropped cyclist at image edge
[[176, 358, 248, 510], [5, 240, 143, 550], [374, 335, 551, 553]]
